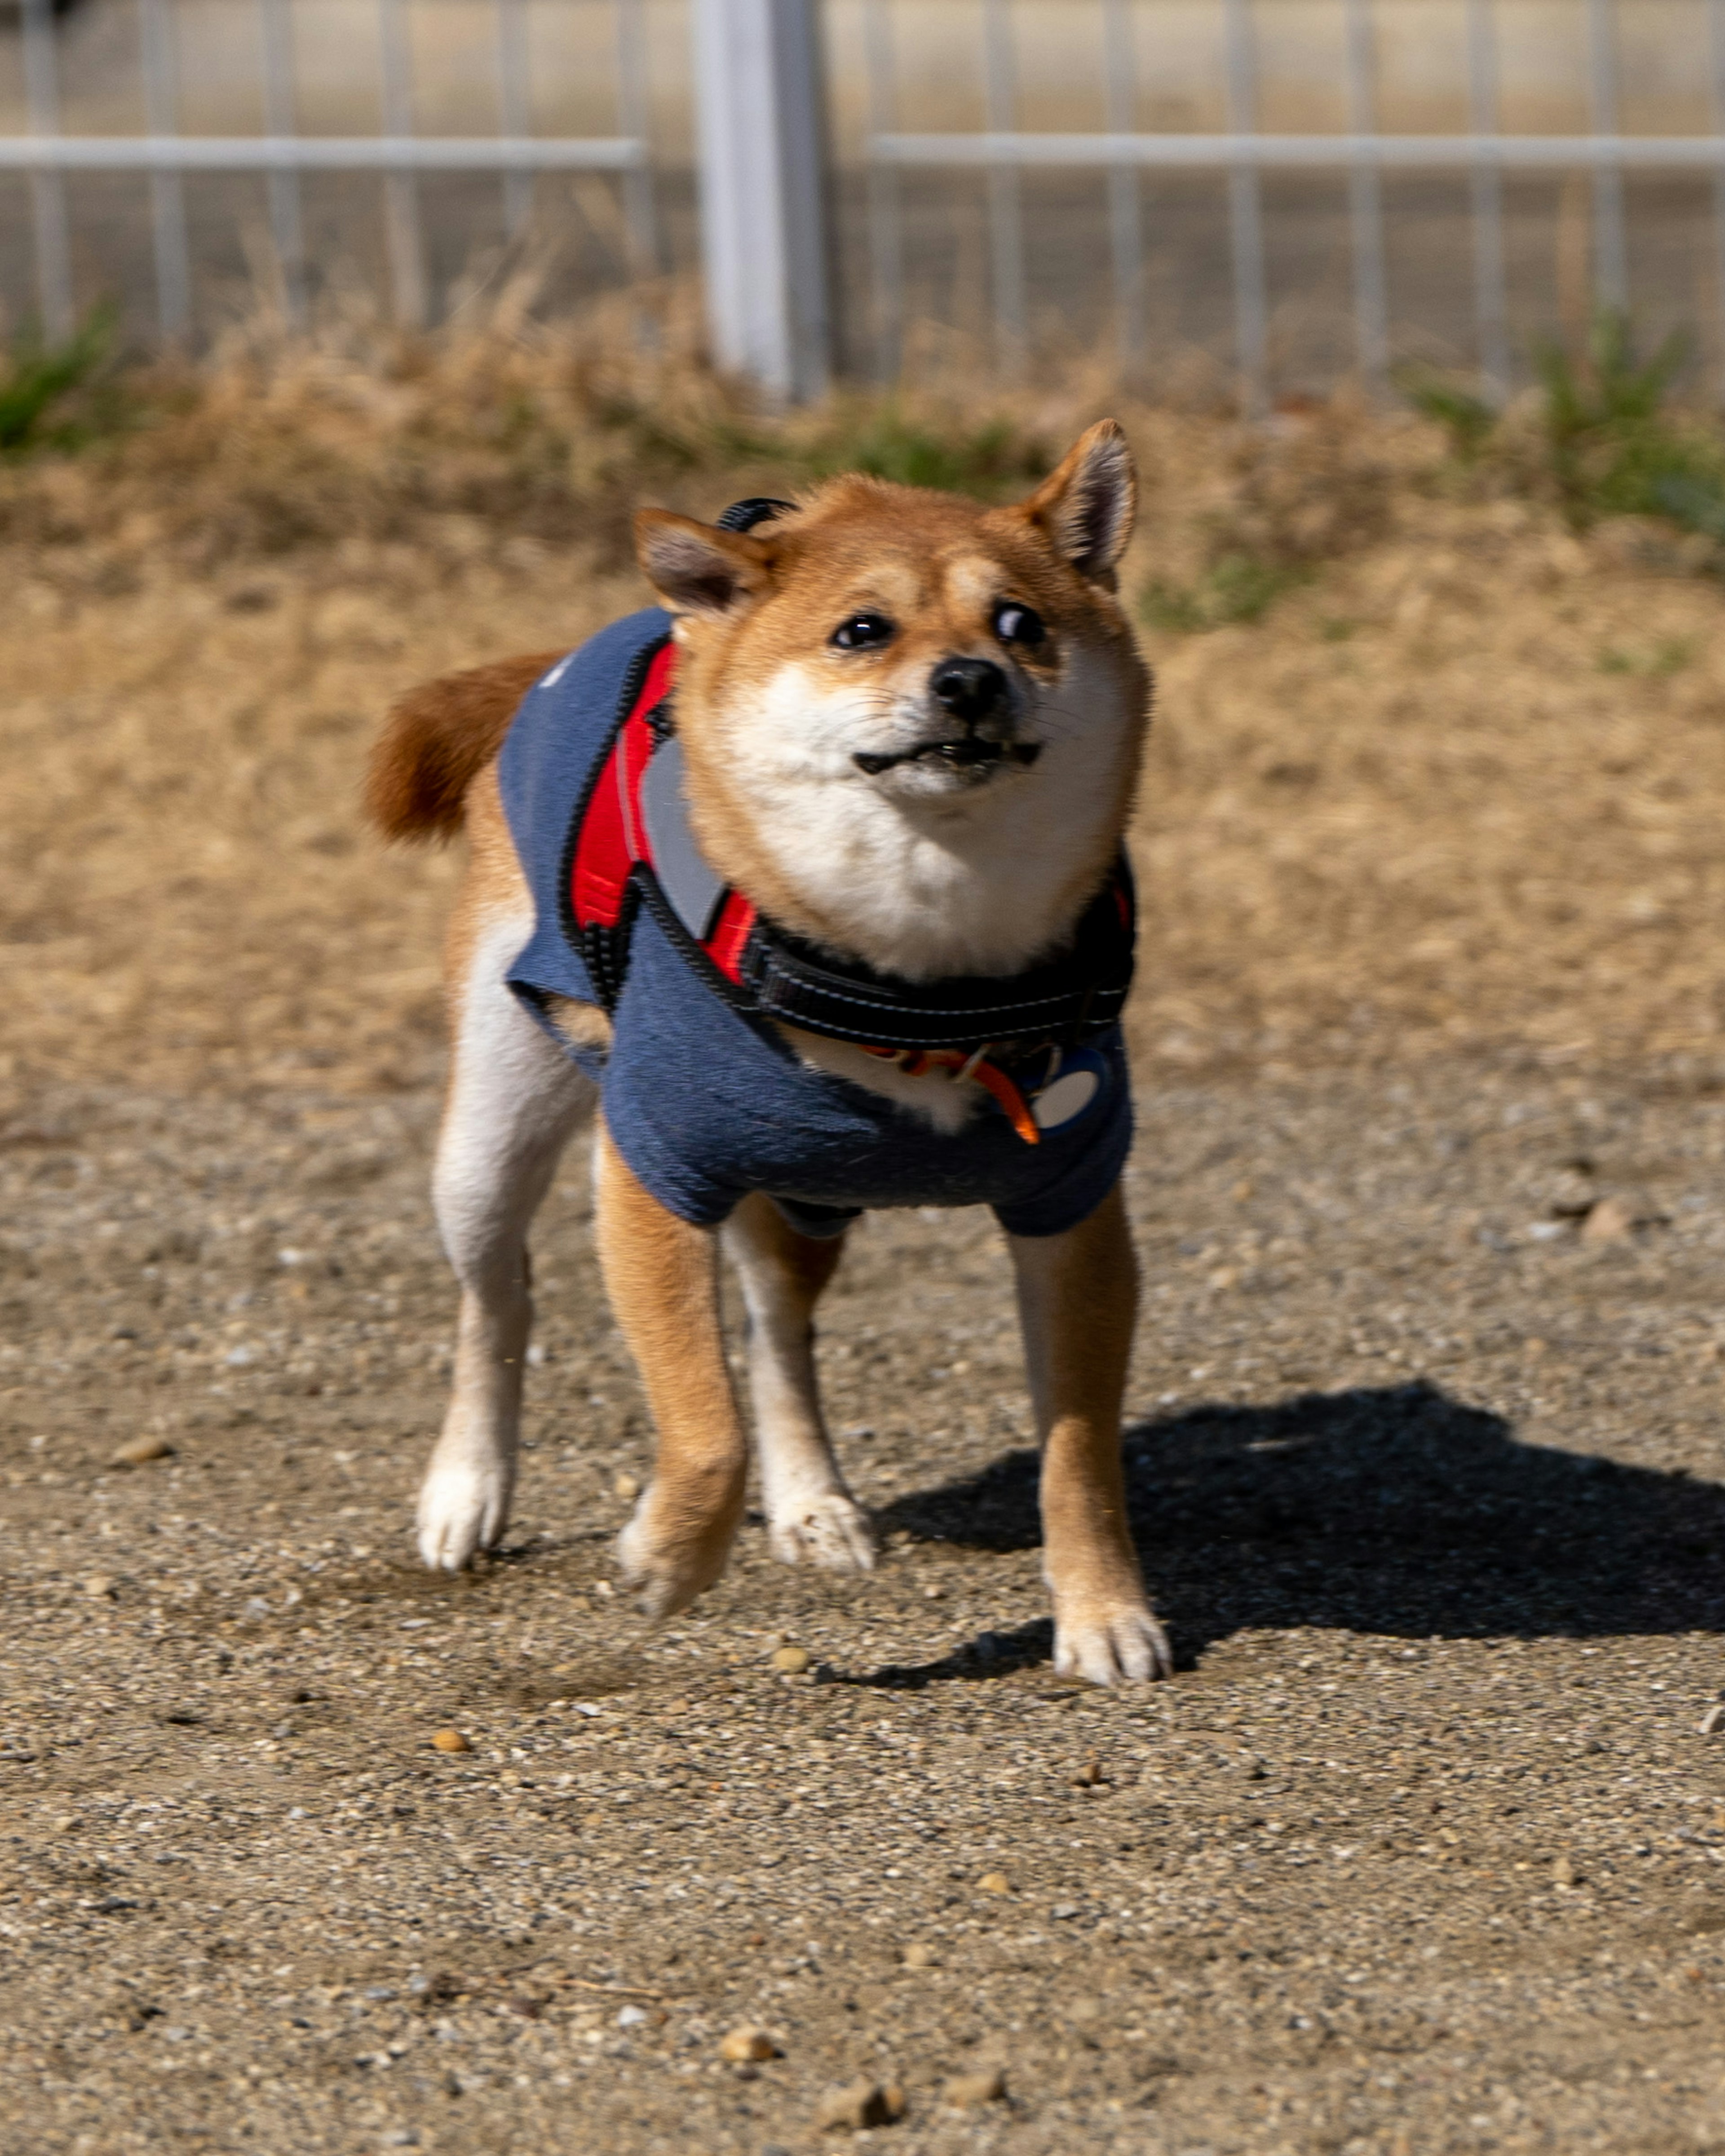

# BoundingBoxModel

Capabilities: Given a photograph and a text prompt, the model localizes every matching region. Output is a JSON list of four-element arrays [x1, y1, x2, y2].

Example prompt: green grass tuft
[[796, 406, 1051, 497], [579, 393, 1052, 503], [0, 308, 119, 457], [1597, 636, 1695, 679], [1410, 310, 1725, 546], [1399, 373, 1499, 462], [1532, 311, 1725, 529], [1139, 553, 1309, 635]]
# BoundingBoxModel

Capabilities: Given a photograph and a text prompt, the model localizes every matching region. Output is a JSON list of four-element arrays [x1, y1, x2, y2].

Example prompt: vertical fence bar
[[258, 0, 305, 324], [495, 0, 532, 239], [1464, 0, 1509, 396], [21, 0, 73, 341], [1222, 0, 1267, 414], [377, 0, 426, 325], [615, 0, 659, 277], [862, 0, 903, 381], [137, 0, 192, 338], [691, 0, 831, 403], [1342, 0, 1388, 386], [1708, 0, 1725, 400], [981, 0, 1026, 373], [1584, 0, 1626, 310], [1101, 0, 1144, 372]]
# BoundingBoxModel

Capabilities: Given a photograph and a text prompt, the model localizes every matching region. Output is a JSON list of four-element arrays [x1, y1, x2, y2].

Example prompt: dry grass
[[3, 302, 1723, 1117]]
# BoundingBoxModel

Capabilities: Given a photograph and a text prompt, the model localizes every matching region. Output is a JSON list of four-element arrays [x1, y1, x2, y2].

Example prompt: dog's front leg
[[722, 1195, 876, 1574], [1009, 1183, 1171, 1685], [596, 1124, 748, 1616], [418, 916, 593, 1571]]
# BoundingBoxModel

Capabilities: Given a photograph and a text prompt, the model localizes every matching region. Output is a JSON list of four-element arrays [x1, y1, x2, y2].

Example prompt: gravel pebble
[[816, 2079, 904, 2131], [1580, 1194, 1637, 1244], [109, 1433, 175, 1467], [942, 2067, 1007, 2108], [8, 1058, 1725, 2155], [719, 2026, 778, 2063]]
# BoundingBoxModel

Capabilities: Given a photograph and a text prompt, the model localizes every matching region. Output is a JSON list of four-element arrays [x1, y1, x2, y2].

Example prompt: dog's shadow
[[857, 1382, 1725, 1683]]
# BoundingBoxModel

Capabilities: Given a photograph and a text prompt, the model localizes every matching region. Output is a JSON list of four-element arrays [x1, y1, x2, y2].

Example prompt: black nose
[[929, 657, 1008, 729]]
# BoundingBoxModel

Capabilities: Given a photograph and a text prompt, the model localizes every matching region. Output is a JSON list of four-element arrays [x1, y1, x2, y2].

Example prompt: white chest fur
[[779, 1026, 981, 1134], [725, 650, 1131, 984]]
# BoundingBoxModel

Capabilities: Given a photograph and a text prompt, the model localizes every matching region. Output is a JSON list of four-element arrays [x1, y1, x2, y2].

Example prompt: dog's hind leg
[[723, 1195, 876, 1574], [417, 912, 593, 1570], [1009, 1182, 1171, 1686]]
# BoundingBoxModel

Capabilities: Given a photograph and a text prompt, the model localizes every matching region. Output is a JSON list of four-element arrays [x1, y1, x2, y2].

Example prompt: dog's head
[[635, 421, 1150, 981]]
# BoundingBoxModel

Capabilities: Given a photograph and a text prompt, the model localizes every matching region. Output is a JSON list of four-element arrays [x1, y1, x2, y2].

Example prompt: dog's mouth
[[853, 739, 1042, 778]]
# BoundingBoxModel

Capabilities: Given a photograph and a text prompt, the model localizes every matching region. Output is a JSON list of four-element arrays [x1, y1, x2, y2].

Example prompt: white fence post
[[258, 0, 306, 326], [137, 0, 192, 340], [1584, 0, 1627, 312], [21, 0, 73, 341], [1221, 0, 1269, 418], [1465, 0, 1510, 398], [691, 0, 832, 403], [377, 0, 426, 328]]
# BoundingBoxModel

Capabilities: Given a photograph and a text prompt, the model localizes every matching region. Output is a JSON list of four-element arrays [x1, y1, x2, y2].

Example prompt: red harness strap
[[568, 641, 761, 988], [567, 640, 1042, 1143]]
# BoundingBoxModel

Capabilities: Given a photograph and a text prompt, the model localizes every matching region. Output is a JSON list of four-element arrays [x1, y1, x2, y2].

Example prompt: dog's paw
[[616, 1483, 739, 1618], [416, 1455, 511, 1572], [768, 1490, 877, 1574], [1053, 1600, 1172, 1687]]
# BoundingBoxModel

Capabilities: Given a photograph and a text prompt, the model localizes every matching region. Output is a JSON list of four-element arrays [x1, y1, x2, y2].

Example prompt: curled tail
[[365, 651, 565, 844]]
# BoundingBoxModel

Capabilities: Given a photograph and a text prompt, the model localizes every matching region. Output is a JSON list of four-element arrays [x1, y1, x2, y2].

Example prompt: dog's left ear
[[635, 509, 775, 620], [1018, 419, 1137, 585]]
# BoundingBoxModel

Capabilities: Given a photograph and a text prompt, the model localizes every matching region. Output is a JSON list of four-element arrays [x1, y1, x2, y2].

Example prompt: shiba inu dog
[[366, 419, 1169, 1685]]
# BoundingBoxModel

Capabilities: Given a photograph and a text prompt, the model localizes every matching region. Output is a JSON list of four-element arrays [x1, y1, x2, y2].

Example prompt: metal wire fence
[[839, 0, 1725, 405], [3, 0, 663, 341], [4, 0, 1725, 404]]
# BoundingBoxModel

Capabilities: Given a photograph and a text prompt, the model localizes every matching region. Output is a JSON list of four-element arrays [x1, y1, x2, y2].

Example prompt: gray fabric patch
[[640, 736, 726, 943]]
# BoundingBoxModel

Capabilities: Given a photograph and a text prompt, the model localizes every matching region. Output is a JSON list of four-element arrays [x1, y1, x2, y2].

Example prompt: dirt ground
[[5, 1058, 1725, 2155], [3, 350, 1725, 2152]]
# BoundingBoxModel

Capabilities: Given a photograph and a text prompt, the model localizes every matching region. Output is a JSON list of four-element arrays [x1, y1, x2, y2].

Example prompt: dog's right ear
[[635, 510, 775, 619], [1017, 419, 1137, 586]]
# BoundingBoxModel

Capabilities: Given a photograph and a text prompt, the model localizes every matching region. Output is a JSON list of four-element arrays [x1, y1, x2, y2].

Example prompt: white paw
[[1053, 1603, 1173, 1687], [616, 1487, 737, 1618], [416, 1455, 511, 1571], [768, 1490, 877, 1573]]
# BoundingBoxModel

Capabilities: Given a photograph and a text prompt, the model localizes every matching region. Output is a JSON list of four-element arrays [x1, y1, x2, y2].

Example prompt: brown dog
[[367, 420, 1168, 1685]]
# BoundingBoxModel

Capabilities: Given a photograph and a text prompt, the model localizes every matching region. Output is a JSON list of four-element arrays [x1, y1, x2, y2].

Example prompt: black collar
[[725, 869, 1136, 1054]]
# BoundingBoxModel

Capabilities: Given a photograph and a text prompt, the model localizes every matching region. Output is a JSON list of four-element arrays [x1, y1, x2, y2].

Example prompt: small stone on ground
[[719, 2025, 778, 2063], [942, 2067, 1008, 2107], [816, 2079, 904, 2131], [109, 1433, 174, 1467]]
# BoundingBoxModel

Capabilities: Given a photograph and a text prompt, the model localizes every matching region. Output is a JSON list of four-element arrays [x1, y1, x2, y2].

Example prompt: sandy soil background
[[4, 326, 1725, 1108], [1, 323, 1724, 2153]]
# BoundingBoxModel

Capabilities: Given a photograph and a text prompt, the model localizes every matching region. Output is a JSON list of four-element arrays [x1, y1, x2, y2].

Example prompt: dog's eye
[[831, 613, 895, 651], [993, 602, 1046, 648]]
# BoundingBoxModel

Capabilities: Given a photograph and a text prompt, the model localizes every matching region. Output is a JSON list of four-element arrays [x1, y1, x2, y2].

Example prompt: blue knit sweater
[[498, 609, 1132, 1238]]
